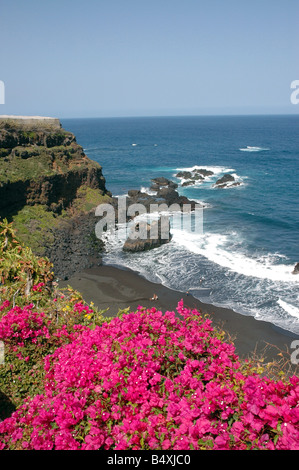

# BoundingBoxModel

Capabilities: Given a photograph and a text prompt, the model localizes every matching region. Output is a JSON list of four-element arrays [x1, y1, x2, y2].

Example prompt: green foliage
[[20, 131, 37, 141], [0, 134, 101, 185], [71, 185, 112, 213], [0, 346, 47, 419], [0, 148, 51, 184], [12, 205, 57, 257], [0, 218, 54, 306]]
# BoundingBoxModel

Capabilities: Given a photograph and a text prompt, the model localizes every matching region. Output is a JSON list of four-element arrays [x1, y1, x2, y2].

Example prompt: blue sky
[[0, 0, 298, 118]]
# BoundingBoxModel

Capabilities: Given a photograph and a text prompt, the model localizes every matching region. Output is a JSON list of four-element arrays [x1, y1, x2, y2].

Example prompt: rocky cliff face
[[0, 116, 108, 217], [0, 116, 111, 279]]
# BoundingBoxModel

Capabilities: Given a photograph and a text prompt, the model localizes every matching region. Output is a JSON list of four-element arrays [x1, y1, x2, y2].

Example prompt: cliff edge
[[0, 115, 112, 279]]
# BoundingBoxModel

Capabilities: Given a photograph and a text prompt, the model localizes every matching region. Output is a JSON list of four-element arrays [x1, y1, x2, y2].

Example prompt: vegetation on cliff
[[0, 117, 112, 278], [0, 118, 107, 201], [0, 220, 299, 450]]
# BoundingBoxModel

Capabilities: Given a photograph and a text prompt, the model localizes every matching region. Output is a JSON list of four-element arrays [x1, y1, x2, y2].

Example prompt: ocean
[[61, 115, 299, 335]]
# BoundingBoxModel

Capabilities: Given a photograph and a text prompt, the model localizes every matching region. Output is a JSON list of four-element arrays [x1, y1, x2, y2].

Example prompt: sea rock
[[181, 174, 204, 186], [110, 177, 200, 229], [215, 174, 235, 185], [194, 168, 214, 177], [123, 218, 171, 252], [176, 168, 213, 186], [127, 189, 142, 198], [150, 177, 178, 192], [292, 263, 299, 274], [123, 178, 198, 213], [182, 180, 197, 187], [176, 171, 193, 179], [214, 174, 241, 188], [156, 187, 187, 205]]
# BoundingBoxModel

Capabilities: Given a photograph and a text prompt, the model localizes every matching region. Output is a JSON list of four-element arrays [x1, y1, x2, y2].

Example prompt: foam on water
[[139, 186, 157, 196], [277, 299, 299, 320], [102, 223, 299, 333], [239, 146, 270, 152], [171, 229, 298, 283]]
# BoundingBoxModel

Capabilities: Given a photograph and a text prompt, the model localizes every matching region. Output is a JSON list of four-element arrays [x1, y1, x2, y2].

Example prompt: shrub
[[0, 300, 299, 450]]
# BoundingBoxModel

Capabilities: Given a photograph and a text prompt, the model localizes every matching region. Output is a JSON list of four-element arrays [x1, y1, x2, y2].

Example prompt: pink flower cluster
[[0, 300, 10, 312], [0, 300, 299, 450], [0, 301, 89, 355], [32, 282, 45, 293], [72, 302, 94, 316], [0, 303, 50, 346]]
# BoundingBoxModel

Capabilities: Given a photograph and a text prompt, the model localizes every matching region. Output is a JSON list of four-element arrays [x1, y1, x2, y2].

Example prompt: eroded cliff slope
[[0, 116, 112, 279]]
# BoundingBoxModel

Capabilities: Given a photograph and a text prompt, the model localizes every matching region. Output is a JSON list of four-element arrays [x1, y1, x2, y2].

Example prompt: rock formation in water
[[175, 168, 214, 187], [123, 218, 172, 252], [214, 174, 241, 188], [118, 177, 200, 252], [292, 263, 299, 275], [113, 177, 199, 219]]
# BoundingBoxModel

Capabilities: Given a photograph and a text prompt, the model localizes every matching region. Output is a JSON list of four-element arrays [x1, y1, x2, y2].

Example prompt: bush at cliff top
[[1, 300, 299, 450], [0, 294, 107, 419], [0, 219, 108, 417]]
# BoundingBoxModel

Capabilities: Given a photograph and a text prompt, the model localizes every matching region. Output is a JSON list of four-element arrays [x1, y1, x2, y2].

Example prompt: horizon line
[[59, 112, 299, 120]]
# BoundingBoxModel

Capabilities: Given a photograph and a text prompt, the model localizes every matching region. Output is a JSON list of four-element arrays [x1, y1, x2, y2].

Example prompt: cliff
[[0, 115, 112, 279], [0, 115, 109, 216]]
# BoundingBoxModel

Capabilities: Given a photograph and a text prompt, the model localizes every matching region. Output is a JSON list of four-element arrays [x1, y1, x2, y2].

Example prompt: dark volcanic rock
[[125, 185, 198, 213], [182, 180, 196, 187], [176, 168, 212, 187], [109, 177, 200, 231], [150, 177, 178, 192], [127, 189, 142, 198], [215, 174, 235, 185], [214, 174, 241, 188], [192, 174, 204, 180], [176, 171, 193, 179], [292, 263, 299, 275], [123, 218, 171, 252], [45, 211, 104, 280], [156, 187, 183, 205], [194, 168, 214, 177]]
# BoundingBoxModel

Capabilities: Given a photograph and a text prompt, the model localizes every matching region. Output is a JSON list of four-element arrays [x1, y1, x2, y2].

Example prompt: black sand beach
[[60, 264, 299, 370]]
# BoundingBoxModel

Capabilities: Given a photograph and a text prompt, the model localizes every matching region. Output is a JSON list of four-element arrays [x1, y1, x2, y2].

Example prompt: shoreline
[[59, 263, 299, 367]]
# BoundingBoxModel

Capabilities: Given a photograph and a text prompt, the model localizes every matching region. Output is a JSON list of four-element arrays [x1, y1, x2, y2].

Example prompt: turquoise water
[[62, 115, 299, 334]]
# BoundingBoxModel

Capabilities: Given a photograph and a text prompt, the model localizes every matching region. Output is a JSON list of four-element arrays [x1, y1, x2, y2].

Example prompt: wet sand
[[59, 264, 299, 366]]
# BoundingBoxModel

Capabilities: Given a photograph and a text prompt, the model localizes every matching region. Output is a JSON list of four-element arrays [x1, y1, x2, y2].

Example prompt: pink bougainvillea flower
[[1, 301, 299, 450]]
